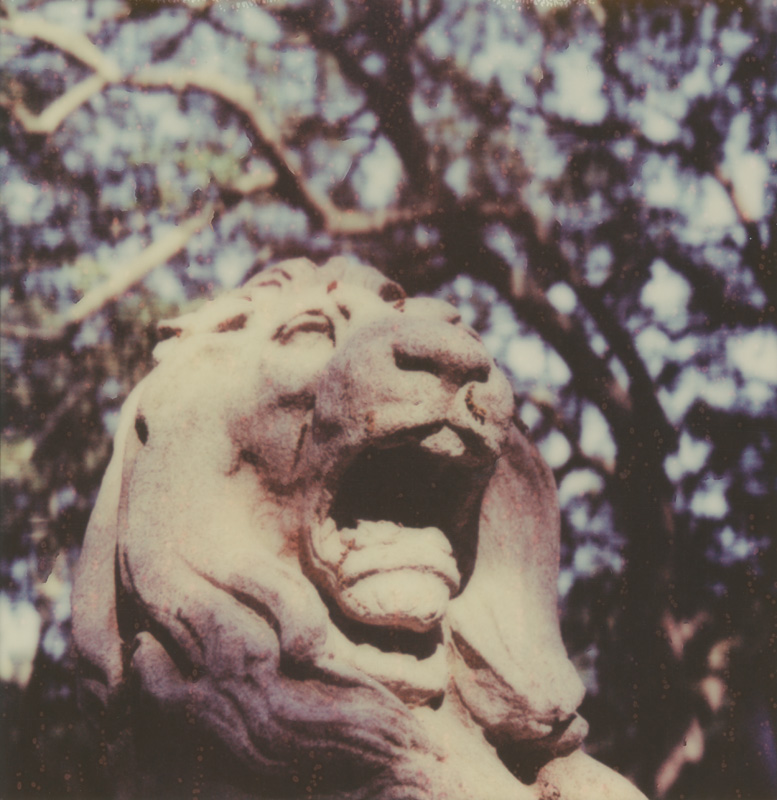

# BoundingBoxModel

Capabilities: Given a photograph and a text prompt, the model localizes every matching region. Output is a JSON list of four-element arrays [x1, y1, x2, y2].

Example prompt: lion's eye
[[273, 311, 336, 346]]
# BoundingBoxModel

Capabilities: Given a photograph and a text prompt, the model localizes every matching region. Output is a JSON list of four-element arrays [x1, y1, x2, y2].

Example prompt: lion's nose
[[392, 329, 491, 388]]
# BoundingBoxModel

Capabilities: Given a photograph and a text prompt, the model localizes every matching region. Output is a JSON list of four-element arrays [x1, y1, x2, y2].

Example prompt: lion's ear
[[72, 384, 146, 719], [447, 422, 586, 748]]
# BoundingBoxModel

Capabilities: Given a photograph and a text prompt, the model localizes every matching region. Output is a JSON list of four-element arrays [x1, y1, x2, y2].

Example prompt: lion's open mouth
[[329, 427, 493, 587], [305, 423, 495, 678]]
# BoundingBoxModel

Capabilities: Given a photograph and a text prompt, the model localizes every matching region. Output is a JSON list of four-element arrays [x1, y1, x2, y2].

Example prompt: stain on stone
[[135, 415, 149, 444], [158, 325, 182, 341], [465, 385, 486, 424], [217, 313, 248, 333], [379, 282, 406, 302], [240, 448, 260, 469]]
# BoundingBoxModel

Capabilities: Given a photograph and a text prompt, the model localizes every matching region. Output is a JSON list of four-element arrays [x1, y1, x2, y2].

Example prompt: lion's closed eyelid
[[273, 312, 336, 345]]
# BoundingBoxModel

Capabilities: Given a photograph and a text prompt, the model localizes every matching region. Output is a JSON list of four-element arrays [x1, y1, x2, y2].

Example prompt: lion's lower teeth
[[341, 519, 453, 553]]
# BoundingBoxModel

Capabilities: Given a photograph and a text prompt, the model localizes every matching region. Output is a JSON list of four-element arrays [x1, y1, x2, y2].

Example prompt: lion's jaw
[[291, 301, 514, 705], [305, 438, 497, 706]]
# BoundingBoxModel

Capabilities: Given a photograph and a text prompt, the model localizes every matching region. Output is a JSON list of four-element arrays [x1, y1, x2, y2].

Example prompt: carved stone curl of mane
[[73, 257, 646, 799]]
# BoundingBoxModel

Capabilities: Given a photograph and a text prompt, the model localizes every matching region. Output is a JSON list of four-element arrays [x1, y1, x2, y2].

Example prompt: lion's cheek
[[337, 571, 454, 633]]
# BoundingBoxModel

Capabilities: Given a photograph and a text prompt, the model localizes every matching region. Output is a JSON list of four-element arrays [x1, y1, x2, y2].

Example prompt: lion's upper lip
[[364, 421, 498, 466]]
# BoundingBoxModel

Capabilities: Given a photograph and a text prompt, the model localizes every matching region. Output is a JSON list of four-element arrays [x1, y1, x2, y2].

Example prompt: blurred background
[[1, 0, 775, 797]]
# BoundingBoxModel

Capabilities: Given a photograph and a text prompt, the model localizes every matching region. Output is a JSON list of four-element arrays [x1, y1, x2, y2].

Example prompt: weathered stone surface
[[72, 257, 646, 799]]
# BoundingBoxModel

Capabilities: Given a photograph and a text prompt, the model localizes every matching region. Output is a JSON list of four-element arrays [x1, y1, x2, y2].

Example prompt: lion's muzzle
[[311, 306, 514, 469], [301, 303, 514, 697]]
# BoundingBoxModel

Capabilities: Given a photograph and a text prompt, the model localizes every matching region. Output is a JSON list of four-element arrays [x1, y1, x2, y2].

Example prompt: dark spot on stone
[[427, 693, 444, 710], [465, 385, 486, 424], [327, 281, 338, 293], [135, 415, 149, 444], [277, 392, 316, 410], [379, 282, 406, 302], [240, 449, 260, 468], [158, 326, 182, 341], [337, 304, 351, 320], [217, 313, 247, 333], [293, 423, 309, 466]]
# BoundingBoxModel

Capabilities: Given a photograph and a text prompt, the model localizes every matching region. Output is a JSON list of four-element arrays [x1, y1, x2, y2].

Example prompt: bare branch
[[440, 231, 635, 430], [327, 203, 436, 235], [0, 11, 440, 345], [479, 195, 678, 452], [133, 66, 330, 225], [713, 168, 777, 312], [230, 167, 277, 195], [66, 204, 216, 327], [0, 324, 64, 342], [0, 174, 428, 343], [3, 14, 437, 241], [133, 68, 440, 235], [1, 205, 214, 341], [275, 6, 436, 193], [9, 74, 107, 134], [1, 14, 121, 81], [409, 0, 443, 42]]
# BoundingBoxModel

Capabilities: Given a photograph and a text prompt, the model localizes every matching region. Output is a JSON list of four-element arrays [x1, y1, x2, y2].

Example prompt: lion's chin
[[326, 610, 450, 707], [304, 425, 496, 705], [307, 518, 458, 705]]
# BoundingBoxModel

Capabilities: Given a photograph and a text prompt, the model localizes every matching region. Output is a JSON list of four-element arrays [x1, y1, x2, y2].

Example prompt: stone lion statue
[[73, 257, 646, 799]]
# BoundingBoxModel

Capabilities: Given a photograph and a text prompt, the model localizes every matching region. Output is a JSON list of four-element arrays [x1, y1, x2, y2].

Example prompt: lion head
[[73, 257, 645, 799]]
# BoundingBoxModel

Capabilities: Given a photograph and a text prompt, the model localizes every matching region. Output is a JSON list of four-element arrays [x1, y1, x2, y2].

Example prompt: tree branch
[[65, 204, 216, 327], [440, 226, 635, 431], [4, 13, 436, 240], [478, 196, 679, 453], [713, 168, 777, 314], [132, 66, 328, 225], [540, 108, 777, 317], [1, 204, 215, 341], [8, 74, 108, 135], [1, 14, 121, 81], [275, 4, 436, 193]]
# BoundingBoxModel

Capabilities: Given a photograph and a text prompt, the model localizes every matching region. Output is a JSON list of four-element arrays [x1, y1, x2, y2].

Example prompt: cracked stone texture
[[72, 257, 646, 799]]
